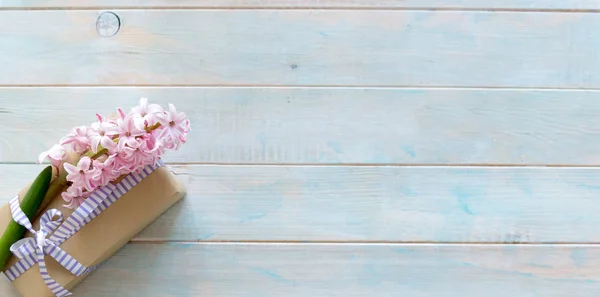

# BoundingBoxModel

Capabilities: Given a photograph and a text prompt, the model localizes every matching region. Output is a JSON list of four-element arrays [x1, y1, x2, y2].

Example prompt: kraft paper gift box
[[0, 160, 186, 297], [0, 98, 191, 297]]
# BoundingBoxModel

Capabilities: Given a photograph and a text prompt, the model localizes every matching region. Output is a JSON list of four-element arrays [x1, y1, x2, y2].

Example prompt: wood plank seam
[[1, 8, 600, 12], [8, 85, 600, 90], [129, 239, 600, 245], [3, 2, 600, 12]]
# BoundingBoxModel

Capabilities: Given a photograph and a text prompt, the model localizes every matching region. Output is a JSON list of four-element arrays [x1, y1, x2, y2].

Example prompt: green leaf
[[0, 165, 53, 271]]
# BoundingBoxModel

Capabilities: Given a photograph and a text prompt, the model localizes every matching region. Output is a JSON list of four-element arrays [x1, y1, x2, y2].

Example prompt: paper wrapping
[[0, 164, 186, 297]]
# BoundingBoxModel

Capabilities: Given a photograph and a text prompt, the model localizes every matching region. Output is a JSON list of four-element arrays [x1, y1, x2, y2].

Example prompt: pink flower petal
[[77, 157, 92, 171], [63, 162, 79, 176]]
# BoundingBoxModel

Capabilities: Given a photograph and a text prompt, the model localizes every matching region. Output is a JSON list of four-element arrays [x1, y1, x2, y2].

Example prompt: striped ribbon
[[3, 159, 164, 296]]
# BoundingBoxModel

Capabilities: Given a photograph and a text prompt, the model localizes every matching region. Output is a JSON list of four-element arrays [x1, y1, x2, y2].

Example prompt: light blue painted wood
[[0, 4, 597, 297], [1, 0, 599, 9], [0, 242, 595, 297], [2, 87, 600, 165], [1, 164, 600, 243], [1, 10, 600, 87]]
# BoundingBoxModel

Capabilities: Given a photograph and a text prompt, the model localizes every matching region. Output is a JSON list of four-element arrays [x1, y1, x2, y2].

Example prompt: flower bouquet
[[0, 98, 189, 297]]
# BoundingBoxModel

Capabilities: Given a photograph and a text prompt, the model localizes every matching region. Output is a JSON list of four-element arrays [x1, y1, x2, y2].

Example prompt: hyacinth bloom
[[60, 126, 91, 154], [105, 109, 147, 150], [37, 98, 191, 209], [89, 114, 116, 153], [156, 104, 191, 150], [131, 97, 164, 129], [61, 185, 92, 209], [63, 156, 98, 192], [37, 144, 66, 169], [91, 155, 119, 186]]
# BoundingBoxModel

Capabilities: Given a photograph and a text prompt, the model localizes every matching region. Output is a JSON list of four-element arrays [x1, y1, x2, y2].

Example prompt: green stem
[[35, 169, 69, 217]]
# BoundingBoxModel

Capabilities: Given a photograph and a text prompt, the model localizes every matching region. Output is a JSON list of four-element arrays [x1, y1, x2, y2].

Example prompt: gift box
[[0, 99, 190, 297]]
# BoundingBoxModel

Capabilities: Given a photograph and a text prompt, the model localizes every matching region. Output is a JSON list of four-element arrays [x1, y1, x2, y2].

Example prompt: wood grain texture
[[1, 164, 600, 243], [1, 1, 596, 297], [3, 87, 600, 165], [3, 242, 600, 297], [2, 10, 600, 87], [1, 0, 599, 10]]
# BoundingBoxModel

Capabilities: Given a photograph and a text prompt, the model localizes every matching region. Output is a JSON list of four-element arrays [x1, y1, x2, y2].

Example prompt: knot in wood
[[96, 11, 121, 37]]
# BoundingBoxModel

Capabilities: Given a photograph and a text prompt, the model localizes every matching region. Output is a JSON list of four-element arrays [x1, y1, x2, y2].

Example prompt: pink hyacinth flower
[[143, 132, 165, 164], [91, 155, 120, 188], [62, 186, 92, 209], [37, 144, 66, 168], [110, 150, 136, 176], [100, 136, 119, 155], [121, 136, 162, 171], [130, 97, 164, 130], [105, 109, 147, 150], [63, 156, 98, 192], [89, 114, 117, 153], [155, 104, 191, 150], [60, 126, 91, 154]]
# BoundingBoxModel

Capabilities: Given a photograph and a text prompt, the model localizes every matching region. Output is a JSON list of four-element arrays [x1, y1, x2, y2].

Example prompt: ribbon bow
[[3, 160, 164, 296], [9, 196, 90, 297]]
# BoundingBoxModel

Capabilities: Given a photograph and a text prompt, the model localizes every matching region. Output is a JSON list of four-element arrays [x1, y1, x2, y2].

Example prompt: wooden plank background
[[1, 1, 599, 296], [2, 10, 600, 87], [3, 88, 600, 165], [4, 164, 600, 243]]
